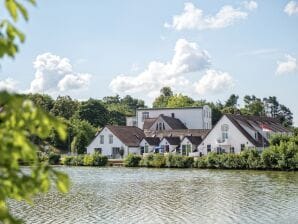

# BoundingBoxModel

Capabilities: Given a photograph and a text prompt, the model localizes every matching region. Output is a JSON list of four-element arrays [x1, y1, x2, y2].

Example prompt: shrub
[[124, 154, 142, 167], [165, 154, 194, 168], [48, 153, 61, 165], [151, 154, 166, 168], [140, 154, 166, 168], [93, 153, 108, 166], [83, 154, 94, 166], [140, 154, 154, 167]]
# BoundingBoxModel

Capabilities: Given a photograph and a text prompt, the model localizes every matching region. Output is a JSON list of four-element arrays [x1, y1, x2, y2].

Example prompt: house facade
[[159, 137, 181, 154], [127, 106, 212, 130], [86, 125, 145, 158], [181, 136, 202, 156], [139, 137, 160, 154], [196, 114, 291, 156]]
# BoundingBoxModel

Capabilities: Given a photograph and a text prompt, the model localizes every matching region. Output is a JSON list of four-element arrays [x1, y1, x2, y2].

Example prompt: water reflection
[[10, 167, 298, 224]]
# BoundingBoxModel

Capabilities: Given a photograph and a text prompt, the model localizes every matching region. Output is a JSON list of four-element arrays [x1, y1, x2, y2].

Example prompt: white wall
[[139, 139, 155, 153], [87, 127, 131, 158], [126, 117, 137, 126], [180, 137, 195, 152], [159, 138, 178, 153], [137, 106, 212, 130], [198, 115, 255, 155]]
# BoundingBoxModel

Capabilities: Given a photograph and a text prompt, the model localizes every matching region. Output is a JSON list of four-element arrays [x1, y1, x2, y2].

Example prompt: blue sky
[[0, 0, 298, 124]]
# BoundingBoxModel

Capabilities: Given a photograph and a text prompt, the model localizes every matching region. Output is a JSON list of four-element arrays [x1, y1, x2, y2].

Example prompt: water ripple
[[9, 167, 298, 224]]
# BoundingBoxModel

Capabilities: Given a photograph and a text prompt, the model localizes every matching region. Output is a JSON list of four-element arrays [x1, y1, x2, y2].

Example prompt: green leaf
[[55, 172, 70, 193], [5, 0, 18, 22], [16, 2, 29, 21]]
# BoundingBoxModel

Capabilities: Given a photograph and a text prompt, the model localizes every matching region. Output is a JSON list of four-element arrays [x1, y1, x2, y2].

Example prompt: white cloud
[[164, 2, 249, 30], [58, 74, 91, 91], [110, 39, 210, 96], [0, 78, 18, 92], [276, 55, 297, 75], [284, 1, 298, 16], [194, 69, 234, 95], [243, 1, 258, 11], [29, 53, 92, 93], [110, 39, 234, 98]]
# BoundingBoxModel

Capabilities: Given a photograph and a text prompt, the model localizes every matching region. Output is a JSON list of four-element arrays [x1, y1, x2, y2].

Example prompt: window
[[207, 144, 211, 153], [240, 144, 245, 151], [221, 124, 229, 140], [182, 145, 187, 155], [159, 122, 162, 130], [171, 113, 175, 118], [100, 135, 104, 144], [186, 144, 191, 155], [156, 123, 158, 130], [109, 134, 113, 144], [144, 143, 149, 153], [94, 148, 102, 154], [230, 147, 235, 154], [163, 123, 165, 130], [142, 112, 149, 121], [112, 147, 120, 156]]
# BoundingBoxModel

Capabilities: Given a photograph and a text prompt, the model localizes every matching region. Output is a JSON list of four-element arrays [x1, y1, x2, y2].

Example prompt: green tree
[[0, 1, 70, 223], [27, 93, 54, 112], [166, 94, 195, 108], [225, 94, 239, 108], [77, 98, 109, 127], [263, 96, 293, 127], [70, 119, 96, 154], [50, 96, 79, 120], [152, 87, 173, 108], [241, 95, 265, 116], [0, 93, 69, 223]]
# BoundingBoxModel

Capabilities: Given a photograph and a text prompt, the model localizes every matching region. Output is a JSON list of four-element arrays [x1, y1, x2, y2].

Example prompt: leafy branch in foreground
[[0, 92, 69, 224], [0, 0, 35, 58]]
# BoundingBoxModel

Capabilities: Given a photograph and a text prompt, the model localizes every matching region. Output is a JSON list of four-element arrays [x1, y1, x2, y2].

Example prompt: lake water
[[10, 167, 298, 224]]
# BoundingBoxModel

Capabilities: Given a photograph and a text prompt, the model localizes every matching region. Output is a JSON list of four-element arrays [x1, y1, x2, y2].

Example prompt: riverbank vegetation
[[122, 134, 298, 170]]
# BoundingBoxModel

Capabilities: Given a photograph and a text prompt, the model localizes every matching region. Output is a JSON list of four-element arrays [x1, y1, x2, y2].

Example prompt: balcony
[[215, 138, 230, 146]]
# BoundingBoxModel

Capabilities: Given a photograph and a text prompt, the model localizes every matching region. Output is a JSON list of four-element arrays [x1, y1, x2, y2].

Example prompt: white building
[[159, 137, 181, 154], [181, 136, 203, 156], [139, 137, 160, 154], [128, 106, 212, 130], [86, 125, 145, 158], [196, 114, 291, 156]]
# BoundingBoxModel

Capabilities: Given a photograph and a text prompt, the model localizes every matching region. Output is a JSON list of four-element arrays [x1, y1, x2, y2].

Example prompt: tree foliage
[[0, 92, 69, 223]]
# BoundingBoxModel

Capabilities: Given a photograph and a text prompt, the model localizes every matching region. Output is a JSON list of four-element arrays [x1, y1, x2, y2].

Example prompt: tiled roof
[[145, 129, 210, 138], [143, 137, 160, 146], [106, 125, 145, 147], [162, 137, 181, 145], [137, 106, 203, 111], [225, 114, 291, 147], [183, 136, 203, 145], [143, 118, 157, 130], [160, 115, 187, 129]]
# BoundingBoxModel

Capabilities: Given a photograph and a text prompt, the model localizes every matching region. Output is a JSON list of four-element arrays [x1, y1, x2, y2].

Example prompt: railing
[[189, 152, 201, 157]]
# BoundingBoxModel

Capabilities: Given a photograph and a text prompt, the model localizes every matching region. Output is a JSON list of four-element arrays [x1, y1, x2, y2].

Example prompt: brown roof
[[144, 114, 187, 130], [225, 114, 291, 147], [143, 118, 157, 130], [137, 106, 203, 111], [142, 137, 160, 146], [145, 129, 210, 139], [183, 136, 203, 145], [162, 137, 181, 145], [106, 125, 145, 147], [160, 115, 187, 129]]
